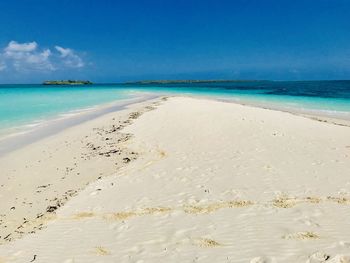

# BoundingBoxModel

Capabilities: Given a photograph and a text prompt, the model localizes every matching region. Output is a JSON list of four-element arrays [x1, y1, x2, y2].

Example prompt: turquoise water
[[1, 81, 350, 138], [0, 85, 134, 136], [124, 81, 350, 117], [127, 84, 350, 113]]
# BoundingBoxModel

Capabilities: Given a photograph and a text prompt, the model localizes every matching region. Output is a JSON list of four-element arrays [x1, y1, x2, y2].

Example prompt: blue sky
[[0, 0, 349, 83]]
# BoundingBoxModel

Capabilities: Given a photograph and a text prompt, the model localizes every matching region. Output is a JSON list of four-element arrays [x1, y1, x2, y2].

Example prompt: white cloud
[[5, 41, 38, 52], [55, 46, 84, 68], [55, 46, 71, 57], [0, 41, 85, 73], [3, 41, 53, 71]]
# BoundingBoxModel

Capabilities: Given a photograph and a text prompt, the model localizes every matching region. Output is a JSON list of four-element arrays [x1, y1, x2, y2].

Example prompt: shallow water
[[0, 85, 134, 136], [124, 80, 350, 113], [1, 81, 350, 139]]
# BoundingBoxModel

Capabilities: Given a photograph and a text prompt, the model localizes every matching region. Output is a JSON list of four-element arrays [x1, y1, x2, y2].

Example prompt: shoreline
[[1, 92, 350, 156], [0, 93, 160, 157], [217, 96, 350, 127], [174, 94, 350, 127], [0, 96, 167, 245], [1, 92, 349, 160], [0, 96, 349, 261]]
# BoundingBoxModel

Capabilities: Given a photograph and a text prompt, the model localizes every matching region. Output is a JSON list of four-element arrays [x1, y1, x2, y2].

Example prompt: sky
[[0, 0, 349, 83]]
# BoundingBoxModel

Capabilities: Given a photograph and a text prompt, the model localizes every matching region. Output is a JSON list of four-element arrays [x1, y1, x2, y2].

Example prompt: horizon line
[[1, 79, 350, 85]]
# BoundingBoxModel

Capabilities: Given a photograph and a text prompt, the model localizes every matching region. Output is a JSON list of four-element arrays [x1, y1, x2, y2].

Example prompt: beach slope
[[0, 97, 350, 262]]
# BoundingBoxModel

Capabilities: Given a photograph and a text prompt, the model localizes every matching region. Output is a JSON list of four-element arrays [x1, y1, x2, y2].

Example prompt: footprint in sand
[[283, 231, 320, 240], [272, 196, 297, 208], [307, 252, 330, 263], [94, 246, 111, 256], [193, 238, 222, 248]]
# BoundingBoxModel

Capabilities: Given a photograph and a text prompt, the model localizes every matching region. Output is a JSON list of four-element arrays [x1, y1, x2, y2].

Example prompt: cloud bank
[[0, 41, 85, 72]]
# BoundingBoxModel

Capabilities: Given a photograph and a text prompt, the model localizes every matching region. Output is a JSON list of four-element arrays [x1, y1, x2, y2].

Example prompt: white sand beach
[[1, 96, 350, 262]]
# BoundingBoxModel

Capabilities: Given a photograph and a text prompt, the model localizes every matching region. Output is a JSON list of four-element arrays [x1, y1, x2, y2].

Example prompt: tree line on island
[[124, 79, 267, 84], [43, 80, 93, 85], [42, 79, 268, 85]]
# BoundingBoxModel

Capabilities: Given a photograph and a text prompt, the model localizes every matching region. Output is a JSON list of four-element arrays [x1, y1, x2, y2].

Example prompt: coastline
[[0, 96, 167, 245], [1, 84, 350, 153], [217, 96, 350, 127], [0, 93, 159, 157], [2, 92, 350, 159], [1, 96, 350, 262], [0, 96, 350, 261]]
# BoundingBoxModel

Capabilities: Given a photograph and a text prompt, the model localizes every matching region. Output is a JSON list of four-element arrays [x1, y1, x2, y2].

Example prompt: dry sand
[[0, 98, 163, 243], [0, 96, 350, 262]]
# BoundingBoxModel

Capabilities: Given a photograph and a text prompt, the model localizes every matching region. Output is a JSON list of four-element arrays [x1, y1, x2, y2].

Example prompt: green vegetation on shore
[[124, 79, 268, 84], [43, 80, 93, 85]]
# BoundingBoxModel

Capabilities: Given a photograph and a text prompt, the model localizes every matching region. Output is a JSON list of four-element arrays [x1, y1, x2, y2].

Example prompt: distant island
[[125, 79, 268, 84], [43, 80, 93, 85]]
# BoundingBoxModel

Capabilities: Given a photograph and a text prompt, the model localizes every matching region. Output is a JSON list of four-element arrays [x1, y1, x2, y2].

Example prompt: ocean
[[1, 80, 350, 140]]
